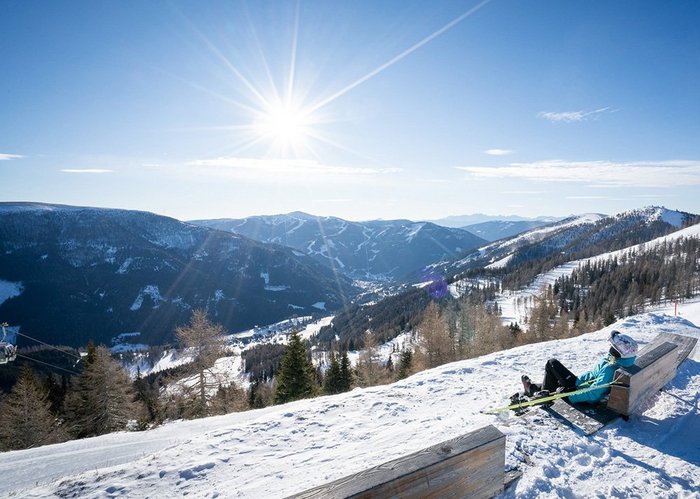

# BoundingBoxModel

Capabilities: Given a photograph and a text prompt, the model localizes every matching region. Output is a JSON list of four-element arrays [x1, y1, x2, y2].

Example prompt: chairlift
[[0, 322, 17, 364]]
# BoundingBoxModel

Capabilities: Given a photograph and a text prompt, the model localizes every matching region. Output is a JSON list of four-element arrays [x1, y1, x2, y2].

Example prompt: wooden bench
[[288, 425, 507, 499], [607, 332, 697, 416], [546, 332, 697, 434]]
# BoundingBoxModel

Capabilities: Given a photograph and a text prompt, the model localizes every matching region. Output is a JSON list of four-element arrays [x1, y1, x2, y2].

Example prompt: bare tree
[[355, 331, 392, 387], [419, 302, 453, 368], [176, 309, 226, 418]]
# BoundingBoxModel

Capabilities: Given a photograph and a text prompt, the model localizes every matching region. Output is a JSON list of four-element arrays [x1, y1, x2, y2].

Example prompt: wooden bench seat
[[607, 333, 697, 416], [289, 425, 506, 499]]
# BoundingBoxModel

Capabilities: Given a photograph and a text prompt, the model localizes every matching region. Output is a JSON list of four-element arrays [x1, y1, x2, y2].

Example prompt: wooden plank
[[607, 384, 630, 415], [623, 341, 677, 375], [544, 399, 620, 435], [637, 333, 698, 367], [657, 333, 697, 365], [628, 348, 678, 415], [289, 425, 505, 499], [504, 469, 523, 490]]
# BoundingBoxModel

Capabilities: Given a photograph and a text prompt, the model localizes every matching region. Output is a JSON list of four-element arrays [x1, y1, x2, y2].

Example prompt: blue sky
[[2, 0, 699, 222]]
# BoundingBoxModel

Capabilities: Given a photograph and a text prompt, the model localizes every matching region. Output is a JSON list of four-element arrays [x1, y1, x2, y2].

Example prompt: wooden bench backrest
[[607, 341, 678, 416], [638, 332, 698, 365], [288, 425, 505, 499]]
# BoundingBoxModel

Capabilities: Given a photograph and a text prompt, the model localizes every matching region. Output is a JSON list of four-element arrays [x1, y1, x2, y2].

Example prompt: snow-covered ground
[[0, 300, 697, 498]]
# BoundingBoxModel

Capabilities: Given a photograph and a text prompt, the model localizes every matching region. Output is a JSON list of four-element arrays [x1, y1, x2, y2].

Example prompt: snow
[[405, 223, 424, 243], [260, 273, 289, 291], [149, 349, 194, 375], [0, 279, 23, 306], [486, 253, 514, 269], [659, 208, 686, 227], [498, 222, 700, 327], [1, 303, 698, 497], [167, 354, 244, 397], [130, 285, 165, 311], [117, 257, 134, 274], [110, 332, 149, 353], [298, 316, 333, 341]]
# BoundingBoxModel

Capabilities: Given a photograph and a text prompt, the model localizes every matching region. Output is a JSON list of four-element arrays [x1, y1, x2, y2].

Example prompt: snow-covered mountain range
[[429, 213, 560, 229], [0, 204, 696, 350], [190, 212, 487, 282], [0, 302, 697, 497], [0, 203, 357, 347], [449, 206, 699, 274]]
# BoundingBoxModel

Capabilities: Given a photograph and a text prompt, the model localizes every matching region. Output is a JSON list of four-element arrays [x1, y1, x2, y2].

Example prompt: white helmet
[[609, 330, 638, 359]]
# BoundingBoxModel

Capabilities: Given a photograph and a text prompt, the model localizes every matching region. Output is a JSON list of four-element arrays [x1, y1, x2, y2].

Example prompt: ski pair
[[484, 381, 625, 414]]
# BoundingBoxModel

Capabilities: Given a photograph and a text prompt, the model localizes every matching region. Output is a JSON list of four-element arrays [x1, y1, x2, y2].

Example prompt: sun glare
[[254, 102, 311, 150], [185, 1, 488, 159]]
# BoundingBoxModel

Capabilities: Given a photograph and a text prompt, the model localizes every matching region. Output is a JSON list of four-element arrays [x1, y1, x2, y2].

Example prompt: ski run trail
[[0, 300, 696, 498]]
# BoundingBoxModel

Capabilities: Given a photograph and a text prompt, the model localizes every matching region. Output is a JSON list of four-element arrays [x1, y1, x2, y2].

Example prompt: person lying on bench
[[519, 331, 638, 405]]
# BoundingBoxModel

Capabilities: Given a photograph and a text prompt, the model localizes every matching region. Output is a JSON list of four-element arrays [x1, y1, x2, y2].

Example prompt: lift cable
[[15, 331, 82, 361], [15, 353, 81, 377]]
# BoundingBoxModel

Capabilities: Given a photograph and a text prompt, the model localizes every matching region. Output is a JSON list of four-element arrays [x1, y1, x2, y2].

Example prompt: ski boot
[[531, 389, 553, 408]]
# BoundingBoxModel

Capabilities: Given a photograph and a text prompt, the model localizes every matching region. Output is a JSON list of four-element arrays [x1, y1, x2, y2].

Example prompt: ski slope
[[0, 301, 698, 498], [498, 222, 700, 327]]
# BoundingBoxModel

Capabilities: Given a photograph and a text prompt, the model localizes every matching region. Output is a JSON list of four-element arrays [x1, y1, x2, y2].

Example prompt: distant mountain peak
[[190, 213, 487, 282], [430, 213, 561, 228], [614, 205, 694, 228]]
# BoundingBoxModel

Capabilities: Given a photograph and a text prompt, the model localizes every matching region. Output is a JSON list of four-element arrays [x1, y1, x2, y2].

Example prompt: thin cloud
[[484, 149, 513, 156], [0, 153, 23, 161], [188, 157, 402, 178], [538, 107, 612, 123], [566, 195, 615, 200], [501, 190, 545, 195], [457, 159, 700, 188], [60, 169, 113, 174], [417, 177, 449, 183]]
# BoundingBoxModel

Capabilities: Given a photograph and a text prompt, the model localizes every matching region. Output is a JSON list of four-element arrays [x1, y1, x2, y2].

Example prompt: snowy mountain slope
[[191, 212, 487, 282], [0, 203, 357, 347], [461, 219, 553, 242], [430, 213, 560, 229], [456, 213, 604, 268], [1, 303, 698, 498], [496, 222, 700, 327], [450, 206, 698, 275]]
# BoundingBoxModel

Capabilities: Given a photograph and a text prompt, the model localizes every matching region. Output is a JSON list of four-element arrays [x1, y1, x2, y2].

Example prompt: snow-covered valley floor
[[1, 301, 699, 498]]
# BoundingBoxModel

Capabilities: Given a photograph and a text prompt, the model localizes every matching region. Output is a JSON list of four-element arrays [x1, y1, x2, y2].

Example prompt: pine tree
[[396, 350, 413, 380], [66, 346, 138, 438], [338, 351, 353, 392], [274, 331, 316, 404], [323, 353, 343, 395], [0, 366, 66, 450]]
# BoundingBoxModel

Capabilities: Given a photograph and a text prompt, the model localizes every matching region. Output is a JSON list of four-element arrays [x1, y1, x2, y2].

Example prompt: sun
[[254, 101, 312, 151]]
